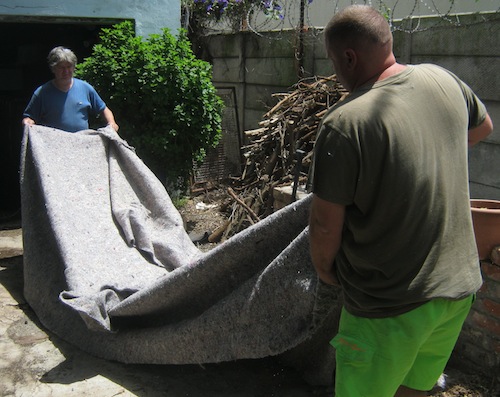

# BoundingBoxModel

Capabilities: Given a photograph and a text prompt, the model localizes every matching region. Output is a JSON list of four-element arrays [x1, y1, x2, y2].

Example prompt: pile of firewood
[[221, 75, 347, 239]]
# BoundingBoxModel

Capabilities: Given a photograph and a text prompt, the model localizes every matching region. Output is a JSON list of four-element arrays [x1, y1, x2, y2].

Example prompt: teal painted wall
[[0, 0, 180, 36]]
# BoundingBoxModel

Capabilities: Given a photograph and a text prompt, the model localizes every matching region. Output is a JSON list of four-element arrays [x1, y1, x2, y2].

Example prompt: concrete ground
[[0, 225, 329, 397]]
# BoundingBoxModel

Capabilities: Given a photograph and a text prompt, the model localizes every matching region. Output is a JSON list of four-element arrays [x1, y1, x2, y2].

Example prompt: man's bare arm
[[469, 113, 493, 147], [309, 194, 345, 286]]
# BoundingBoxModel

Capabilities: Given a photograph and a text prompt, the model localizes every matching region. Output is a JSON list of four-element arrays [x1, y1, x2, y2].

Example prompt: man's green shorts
[[331, 295, 474, 397]]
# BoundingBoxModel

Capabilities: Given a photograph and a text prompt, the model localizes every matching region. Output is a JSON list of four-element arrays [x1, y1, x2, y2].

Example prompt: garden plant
[[75, 21, 224, 189]]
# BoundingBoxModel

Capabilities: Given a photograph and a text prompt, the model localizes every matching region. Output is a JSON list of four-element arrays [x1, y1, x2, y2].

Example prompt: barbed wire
[[238, 0, 500, 38]]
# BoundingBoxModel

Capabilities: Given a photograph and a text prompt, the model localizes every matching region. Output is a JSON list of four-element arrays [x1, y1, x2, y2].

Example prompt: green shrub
[[75, 21, 224, 188]]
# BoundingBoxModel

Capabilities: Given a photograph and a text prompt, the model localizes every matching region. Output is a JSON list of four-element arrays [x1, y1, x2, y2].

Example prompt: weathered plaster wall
[[0, 0, 179, 36]]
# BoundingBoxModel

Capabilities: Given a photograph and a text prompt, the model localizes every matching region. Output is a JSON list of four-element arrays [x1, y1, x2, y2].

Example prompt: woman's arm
[[101, 107, 119, 132]]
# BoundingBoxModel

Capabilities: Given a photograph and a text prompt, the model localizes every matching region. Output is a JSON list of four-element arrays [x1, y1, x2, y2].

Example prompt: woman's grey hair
[[47, 46, 77, 69]]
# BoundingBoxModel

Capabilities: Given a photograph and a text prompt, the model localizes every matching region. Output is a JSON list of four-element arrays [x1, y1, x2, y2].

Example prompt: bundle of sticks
[[220, 75, 347, 240]]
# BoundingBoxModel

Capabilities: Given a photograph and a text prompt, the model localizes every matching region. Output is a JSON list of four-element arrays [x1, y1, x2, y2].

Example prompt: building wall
[[0, 0, 179, 36]]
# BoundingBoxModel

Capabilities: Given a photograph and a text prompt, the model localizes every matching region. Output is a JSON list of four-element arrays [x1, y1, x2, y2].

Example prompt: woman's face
[[52, 61, 75, 81]]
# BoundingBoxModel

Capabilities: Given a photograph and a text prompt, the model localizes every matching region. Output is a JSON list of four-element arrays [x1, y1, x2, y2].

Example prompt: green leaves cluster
[[75, 21, 224, 186]]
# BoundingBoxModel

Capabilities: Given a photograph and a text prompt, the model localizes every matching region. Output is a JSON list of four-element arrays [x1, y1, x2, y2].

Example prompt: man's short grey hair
[[324, 5, 392, 52], [47, 46, 77, 69]]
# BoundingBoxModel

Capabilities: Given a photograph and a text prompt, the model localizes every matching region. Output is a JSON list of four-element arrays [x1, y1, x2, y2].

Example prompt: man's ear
[[344, 48, 357, 70]]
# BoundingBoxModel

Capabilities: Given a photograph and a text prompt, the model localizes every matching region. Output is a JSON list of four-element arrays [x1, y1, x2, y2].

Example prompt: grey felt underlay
[[20, 125, 335, 365]]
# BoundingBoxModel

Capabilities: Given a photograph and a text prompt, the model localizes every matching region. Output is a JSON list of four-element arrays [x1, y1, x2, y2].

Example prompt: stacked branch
[[222, 75, 347, 239]]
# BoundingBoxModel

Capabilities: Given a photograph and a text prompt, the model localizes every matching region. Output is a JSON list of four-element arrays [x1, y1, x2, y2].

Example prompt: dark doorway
[[0, 18, 122, 221]]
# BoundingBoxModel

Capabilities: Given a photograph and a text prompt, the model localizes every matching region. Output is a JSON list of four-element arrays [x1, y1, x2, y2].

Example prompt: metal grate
[[193, 87, 242, 183]]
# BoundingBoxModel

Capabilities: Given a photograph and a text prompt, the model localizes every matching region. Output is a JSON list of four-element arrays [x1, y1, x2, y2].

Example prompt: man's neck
[[376, 62, 407, 82], [354, 55, 407, 91]]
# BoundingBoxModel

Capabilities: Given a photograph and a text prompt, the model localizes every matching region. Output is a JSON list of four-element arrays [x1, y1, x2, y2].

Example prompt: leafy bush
[[75, 21, 224, 187]]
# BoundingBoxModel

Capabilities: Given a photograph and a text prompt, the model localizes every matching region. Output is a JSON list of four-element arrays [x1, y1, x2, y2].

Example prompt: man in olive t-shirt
[[308, 5, 493, 397]]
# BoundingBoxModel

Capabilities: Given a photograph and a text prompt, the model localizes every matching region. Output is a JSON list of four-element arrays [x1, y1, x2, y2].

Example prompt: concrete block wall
[[203, 12, 499, 199], [391, 13, 500, 201], [203, 31, 304, 134], [202, 11, 500, 379]]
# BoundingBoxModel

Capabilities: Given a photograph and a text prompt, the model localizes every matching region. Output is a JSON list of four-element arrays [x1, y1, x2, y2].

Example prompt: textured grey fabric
[[20, 125, 337, 368]]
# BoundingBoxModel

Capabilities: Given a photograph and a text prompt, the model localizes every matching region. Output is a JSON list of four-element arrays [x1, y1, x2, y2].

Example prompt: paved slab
[[0, 229, 23, 259]]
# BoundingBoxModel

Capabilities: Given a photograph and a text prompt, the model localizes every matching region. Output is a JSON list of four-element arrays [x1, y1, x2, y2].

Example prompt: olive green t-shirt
[[311, 64, 486, 318]]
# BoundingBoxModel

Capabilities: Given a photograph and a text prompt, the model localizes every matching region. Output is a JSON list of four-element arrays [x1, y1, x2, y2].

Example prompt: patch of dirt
[[179, 185, 232, 252]]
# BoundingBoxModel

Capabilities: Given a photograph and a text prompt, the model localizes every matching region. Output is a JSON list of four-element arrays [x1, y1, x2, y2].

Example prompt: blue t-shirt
[[23, 78, 106, 133]]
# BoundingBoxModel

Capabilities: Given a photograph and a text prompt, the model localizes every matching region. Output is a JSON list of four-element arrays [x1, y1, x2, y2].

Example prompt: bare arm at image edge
[[309, 194, 345, 287], [469, 113, 493, 147]]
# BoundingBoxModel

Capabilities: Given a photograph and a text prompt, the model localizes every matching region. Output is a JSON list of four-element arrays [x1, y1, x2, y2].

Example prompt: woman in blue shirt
[[22, 46, 119, 133]]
